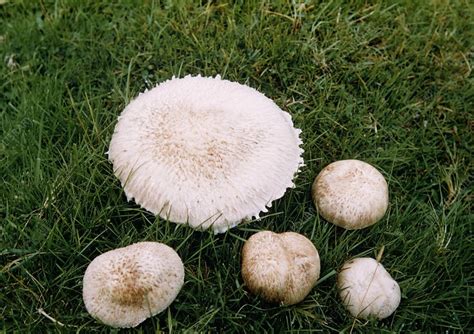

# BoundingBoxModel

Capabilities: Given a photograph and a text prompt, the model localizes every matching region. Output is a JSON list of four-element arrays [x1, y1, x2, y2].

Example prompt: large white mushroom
[[108, 75, 303, 233], [312, 159, 389, 230], [83, 242, 184, 328], [241, 231, 320, 305], [337, 257, 401, 319]]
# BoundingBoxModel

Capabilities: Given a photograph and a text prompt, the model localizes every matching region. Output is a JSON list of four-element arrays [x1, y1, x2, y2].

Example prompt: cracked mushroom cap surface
[[312, 159, 389, 230], [83, 242, 184, 328], [338, 257, 401, 319], [241, 231, 320, 305], [108, 75, 303, 233]]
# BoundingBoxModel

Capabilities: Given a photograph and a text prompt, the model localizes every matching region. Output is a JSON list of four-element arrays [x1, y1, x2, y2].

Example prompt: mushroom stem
[[376, 245, 385, 263], [38, 308, 65, 327]]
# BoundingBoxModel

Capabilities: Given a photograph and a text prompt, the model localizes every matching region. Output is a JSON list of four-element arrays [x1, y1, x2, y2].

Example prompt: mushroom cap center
[[108, 259, 150, 307], [145, 103, 266, 181]]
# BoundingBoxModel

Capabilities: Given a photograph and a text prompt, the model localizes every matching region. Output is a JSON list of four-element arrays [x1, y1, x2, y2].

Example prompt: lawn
[[1, 0, 472, 332]]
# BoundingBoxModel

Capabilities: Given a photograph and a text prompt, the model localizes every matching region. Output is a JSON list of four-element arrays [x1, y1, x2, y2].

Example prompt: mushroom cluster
[[78, 76, 403, 329], [310, 159, 400, 319]]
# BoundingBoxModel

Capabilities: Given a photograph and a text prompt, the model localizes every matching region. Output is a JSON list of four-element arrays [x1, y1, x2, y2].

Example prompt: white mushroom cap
[[83, 242, 184, 328], [108, 75, 303, 233], [337, 257, 401, 319], [312, 159, 388, 229], [241, 231, 320, 305]]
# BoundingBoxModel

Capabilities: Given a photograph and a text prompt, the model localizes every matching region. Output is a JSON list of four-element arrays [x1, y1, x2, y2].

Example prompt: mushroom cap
[[83, 242, 184, 328], [108, 75, 303, 233], [337, 257, 401, 319], [312, 159, 388, 229], [241, 231, 320, 305]]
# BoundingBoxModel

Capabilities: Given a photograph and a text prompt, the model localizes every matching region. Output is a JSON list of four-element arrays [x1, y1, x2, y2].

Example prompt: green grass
[[1, 0, 472, 332]]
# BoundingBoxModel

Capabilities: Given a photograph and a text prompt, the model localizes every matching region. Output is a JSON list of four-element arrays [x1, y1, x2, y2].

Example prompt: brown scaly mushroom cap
[[83, 242, 184, 328], [312, 159, 389, 230], [241, 231, 320, 305]]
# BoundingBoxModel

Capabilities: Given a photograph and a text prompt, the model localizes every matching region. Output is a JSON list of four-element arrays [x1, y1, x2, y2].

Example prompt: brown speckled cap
[[312, 159, 388, 230], [241, 231, 320, 305], [83, 242, 184, 328]]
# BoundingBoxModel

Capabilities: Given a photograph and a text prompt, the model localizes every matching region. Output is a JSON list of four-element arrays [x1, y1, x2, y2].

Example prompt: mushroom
[[108, 75, 303, 233], [83, 242, 184, 328], [312, 159, 388, 229], [337, 257, 401, 319], [241, 231, 320, 305]]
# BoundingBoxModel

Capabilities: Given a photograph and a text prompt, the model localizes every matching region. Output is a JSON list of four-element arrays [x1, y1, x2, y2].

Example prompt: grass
[[1, 0, 472, 332]]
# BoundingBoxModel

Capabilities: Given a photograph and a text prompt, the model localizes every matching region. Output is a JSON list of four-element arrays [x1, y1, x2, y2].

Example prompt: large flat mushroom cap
[[83, 242, 184, 328], [108, 75, 303, 233], [312, 159, 388, 230]]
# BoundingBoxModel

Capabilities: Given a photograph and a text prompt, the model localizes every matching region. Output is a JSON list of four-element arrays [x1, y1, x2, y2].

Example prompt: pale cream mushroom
[[337, 257, 401, 319], [312, 159, 388, 229], [241, 231, 320, 305], [108, 75, 303, 233], [83, 242, 184, 328]]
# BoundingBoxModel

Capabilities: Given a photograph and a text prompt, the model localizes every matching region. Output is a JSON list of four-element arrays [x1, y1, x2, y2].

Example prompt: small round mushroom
[[108, 75, 304, 233], [312, 159, 388, 229], [337, 257, 401, 319], [83, 242, 184, 328], [241, 231, 320, 305]]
